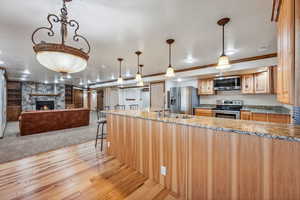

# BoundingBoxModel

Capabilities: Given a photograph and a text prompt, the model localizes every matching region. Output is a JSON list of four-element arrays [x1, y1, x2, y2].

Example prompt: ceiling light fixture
[[23, 69, 31, 74], [44, 80, 48, 84], [135, 51, 142, 81], [79, 81, 83, 85], [31, 0, 90, 74], [117, 58, 124, 84], [166, 39, 175, 77], [217, 18, 231, 70], [137, 64, 144, 86]]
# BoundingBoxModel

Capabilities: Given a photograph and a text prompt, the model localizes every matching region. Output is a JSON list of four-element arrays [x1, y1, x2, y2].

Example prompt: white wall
[[200, 90, 282, 106], [83, 90, 88, 108], [119, 88, 150, 109], [90, 90, 97, 110], [165, 79, 286, 106]]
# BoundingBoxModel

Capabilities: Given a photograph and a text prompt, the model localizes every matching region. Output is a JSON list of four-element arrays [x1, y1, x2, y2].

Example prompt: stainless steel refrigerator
[[169, 87, 199, 114]]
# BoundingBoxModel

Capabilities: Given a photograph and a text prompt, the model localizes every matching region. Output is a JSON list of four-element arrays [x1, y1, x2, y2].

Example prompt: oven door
[[215, 113, 237, 119]]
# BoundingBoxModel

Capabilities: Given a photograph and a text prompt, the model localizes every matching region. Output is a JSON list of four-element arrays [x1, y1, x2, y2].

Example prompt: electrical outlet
[[160, 166, 167, 176], [107, 142, 110, 148]]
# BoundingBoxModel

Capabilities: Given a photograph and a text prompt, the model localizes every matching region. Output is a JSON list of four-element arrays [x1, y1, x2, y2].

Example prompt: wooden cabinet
[[198, 79, 214, 95], [241, 74, 254, 94], [7, 81, 22, 121], [254, 71, 271, 93], [252, 113, 268, 122], [241, 68, 272, 94], [268, 114, 291, 124], [245, 112, 290, 124], [240, 111, 252, 120], [194, 108, 214, 117], [276, 0, 295, 104]]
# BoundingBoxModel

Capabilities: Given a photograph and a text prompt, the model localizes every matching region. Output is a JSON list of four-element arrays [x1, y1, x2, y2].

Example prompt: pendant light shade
[[137, 64, 144, 86], [216, 18, 231, 70], [135, 51, 142, 81], [32, 0, 90, 74], [117, 58, 124, 84], [165, 39, 175, 77]]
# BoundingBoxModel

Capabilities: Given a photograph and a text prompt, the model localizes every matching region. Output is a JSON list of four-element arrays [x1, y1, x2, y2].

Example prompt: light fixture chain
[[169, 43, 172, 67], [222, 25, 225, 56]]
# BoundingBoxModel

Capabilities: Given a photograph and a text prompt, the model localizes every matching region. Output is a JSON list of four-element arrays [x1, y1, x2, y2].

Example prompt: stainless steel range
[[213, 100, 243, 119]]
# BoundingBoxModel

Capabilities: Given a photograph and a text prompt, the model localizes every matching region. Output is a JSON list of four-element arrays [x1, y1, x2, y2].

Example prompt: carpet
[[0, 111, 104, 164]]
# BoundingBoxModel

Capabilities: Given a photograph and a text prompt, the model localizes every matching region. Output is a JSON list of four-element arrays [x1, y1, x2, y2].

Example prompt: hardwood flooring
[[0, 141, 177, 200]]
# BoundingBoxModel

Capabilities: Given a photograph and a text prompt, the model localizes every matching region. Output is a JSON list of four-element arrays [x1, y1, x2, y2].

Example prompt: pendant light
[[31, 0, 90, 74], [135, 51, 142, 81], [217, 17, 231, 70], [117, 58, 124, 84], [165, 39, 175, 77], [137, 64, 144, 86]]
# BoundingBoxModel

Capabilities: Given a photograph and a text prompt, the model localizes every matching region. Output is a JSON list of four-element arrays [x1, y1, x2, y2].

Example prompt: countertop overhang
[[103, 110, 300, 142]]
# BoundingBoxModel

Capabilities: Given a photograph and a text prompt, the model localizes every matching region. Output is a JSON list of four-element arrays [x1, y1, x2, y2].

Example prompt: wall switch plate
[[160, 166, 167, 176]]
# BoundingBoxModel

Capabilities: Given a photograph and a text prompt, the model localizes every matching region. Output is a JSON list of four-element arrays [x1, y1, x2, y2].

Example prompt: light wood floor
[[0, 141, 178, 200]]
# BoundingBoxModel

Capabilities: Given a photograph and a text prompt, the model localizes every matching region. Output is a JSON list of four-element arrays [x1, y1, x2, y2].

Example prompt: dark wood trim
[[89, 53, 277, 86], [272, 0, 283, 22]]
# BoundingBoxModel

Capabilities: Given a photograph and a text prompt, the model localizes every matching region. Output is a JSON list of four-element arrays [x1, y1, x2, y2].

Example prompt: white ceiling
[[0, 0, 276, 86]]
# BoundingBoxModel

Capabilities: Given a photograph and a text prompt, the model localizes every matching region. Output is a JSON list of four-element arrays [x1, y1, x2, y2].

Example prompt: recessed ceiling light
[[66, 74, 71, 79], [23, 69, 31, 74], [60, 76, 64, 81], [184, 55, 196, 64], [225, 49, 238, 56], [177, 78, 182, 82], [44, 80, 48, 84], [87, 80, 91, 84], [79, 81, 83, 85], [111, 75, 115, 79], [96, 77, 100, 82], [0, 60, 4, 65], [126, 71, 131, 77], [54, 79, 58, 84]]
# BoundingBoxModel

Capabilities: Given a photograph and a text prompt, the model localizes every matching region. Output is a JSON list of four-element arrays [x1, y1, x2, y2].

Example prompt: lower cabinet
[[240, 111, 252, 120], [242, 111, 291, 124], [194, 108, 214, 117]]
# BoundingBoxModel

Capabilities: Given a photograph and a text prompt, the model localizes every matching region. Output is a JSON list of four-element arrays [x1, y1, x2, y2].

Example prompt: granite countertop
[[103, 110, 300, 142], [193, 104, 216, 109], [240, 106, 291, 115], [194, 105, 291, 115]]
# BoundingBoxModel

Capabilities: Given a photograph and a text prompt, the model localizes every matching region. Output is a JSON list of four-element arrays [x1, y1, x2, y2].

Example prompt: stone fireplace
[[36, 101, 55, 110], [22, 82, 65, 111]]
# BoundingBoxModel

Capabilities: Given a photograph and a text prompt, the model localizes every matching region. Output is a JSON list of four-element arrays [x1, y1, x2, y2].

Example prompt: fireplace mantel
[[29, 93, 60, 97]]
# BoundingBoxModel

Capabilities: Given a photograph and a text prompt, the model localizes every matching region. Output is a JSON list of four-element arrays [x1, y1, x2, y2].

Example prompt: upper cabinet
[[276, 0, 295, 104], [198, 79, 214, 95], [241, 74, 254, 94], [241, 67, 273, 94], [254, 70, 271, 94]]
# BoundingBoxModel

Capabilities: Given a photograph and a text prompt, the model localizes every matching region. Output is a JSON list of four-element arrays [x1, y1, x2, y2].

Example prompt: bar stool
[[129, 104, 139, 110], [95, 109, 106, 151], [114, 105, 126, 110]]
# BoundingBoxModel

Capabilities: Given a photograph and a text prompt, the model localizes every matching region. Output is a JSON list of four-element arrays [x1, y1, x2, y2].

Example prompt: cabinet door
[[252, 113, 268, 122], [254, 71, 271, 94], [194, 108, 213, 117], [240, 111, 252, 120], [268, 114, 291, 124], [277, 0, 295, 104], [206, 79, 214, 94], [242, 74, 254, 94]]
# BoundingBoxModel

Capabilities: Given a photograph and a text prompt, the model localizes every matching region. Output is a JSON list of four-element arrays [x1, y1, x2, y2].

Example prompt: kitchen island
[[104, 110, 300, 200]]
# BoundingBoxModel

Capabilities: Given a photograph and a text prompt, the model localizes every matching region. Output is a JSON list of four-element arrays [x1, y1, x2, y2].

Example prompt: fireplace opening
[[36, 101, 54, 110]]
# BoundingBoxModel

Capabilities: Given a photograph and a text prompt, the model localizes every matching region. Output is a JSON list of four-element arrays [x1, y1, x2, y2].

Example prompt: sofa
[[19, 108, 90, 136]]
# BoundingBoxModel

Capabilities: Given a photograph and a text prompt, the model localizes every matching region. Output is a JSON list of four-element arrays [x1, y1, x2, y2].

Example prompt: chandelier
[[31, 0, 90, 74], [216, 18, 231, 70]]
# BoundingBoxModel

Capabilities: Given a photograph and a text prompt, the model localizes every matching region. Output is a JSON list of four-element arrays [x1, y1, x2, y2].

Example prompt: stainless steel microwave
[[213, 76, 241, 91]]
